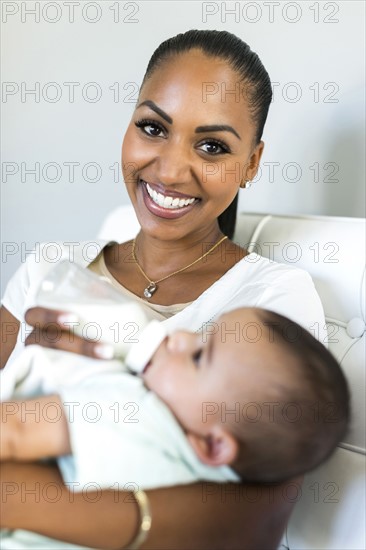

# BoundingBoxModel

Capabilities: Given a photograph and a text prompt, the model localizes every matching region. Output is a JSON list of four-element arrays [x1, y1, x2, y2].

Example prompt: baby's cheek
[[144, 366, 167, 392], [156, 374, 182, 410]]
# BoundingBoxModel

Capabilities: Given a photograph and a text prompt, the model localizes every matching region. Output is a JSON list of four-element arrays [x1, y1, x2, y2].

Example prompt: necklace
[[132, 235, 228, 299]]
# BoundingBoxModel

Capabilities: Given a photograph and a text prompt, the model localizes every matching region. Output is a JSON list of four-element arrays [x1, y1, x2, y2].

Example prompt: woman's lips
[[143, 180, 197, 200], [146, 182, 196, 208], [140, 179, 199, 219]]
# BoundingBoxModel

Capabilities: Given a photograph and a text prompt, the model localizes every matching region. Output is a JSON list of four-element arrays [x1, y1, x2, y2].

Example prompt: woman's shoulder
[[1, 240, 112, 321], [222, 254, 325, 336], [217, 240, 311, 286], [231, 252, 314, 286], [12, 238, 111, 289], [228, 253, 320, 312], [164, 251, 326, 341], [15, 239, 111, 275]]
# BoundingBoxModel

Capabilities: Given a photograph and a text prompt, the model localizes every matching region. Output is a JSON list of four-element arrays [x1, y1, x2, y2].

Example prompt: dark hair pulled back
[[141, 30, 272, 239]]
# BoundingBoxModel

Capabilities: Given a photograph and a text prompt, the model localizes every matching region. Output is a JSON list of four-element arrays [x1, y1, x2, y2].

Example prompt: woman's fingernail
[[57, 313, 79, 325], [95, 344, 114, 359]]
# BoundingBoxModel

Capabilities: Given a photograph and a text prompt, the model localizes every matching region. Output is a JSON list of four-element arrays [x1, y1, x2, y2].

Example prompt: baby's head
[[143, 307, 350, 482]]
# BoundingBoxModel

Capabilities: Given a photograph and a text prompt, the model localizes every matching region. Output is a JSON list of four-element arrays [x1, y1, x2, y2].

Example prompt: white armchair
[[99, 206, 366, 550], [234, 213, 365, 550]]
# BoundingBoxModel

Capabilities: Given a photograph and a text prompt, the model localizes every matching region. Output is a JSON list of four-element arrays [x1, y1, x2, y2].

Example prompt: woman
[[1, 30, 325, 548]]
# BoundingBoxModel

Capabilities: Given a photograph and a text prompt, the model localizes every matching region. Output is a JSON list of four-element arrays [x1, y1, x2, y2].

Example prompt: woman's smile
[[140, 178, 199, 219]]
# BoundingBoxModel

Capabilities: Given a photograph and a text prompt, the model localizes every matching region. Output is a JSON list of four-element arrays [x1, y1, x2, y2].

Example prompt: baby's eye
[[199, 140, 230, 155], [192, 349, 203, 368], [135, 119, 165, 137]]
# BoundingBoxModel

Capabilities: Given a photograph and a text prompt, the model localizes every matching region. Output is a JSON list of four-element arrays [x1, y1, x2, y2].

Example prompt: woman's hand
[[24, 307, 114, 360]]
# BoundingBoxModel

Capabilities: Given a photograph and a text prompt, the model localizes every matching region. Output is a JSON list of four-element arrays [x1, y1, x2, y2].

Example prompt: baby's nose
[[167, 331, 198, 354]]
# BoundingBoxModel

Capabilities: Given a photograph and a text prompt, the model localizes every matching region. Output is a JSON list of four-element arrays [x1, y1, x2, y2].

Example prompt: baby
[[1, 307, 350, 488]]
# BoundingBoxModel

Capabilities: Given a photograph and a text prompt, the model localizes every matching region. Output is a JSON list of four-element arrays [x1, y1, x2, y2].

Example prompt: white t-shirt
[[2, 240, 328, 368]]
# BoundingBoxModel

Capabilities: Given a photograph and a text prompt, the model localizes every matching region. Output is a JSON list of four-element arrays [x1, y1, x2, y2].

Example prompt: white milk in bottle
[[35, 260, 166, 372]]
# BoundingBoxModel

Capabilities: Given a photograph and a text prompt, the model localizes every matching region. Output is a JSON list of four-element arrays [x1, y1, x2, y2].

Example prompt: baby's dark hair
[[140, 29, 272, 239], [230, 309, 350, 483]]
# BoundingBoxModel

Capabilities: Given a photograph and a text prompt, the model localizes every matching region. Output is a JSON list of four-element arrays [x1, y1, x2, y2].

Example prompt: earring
[[241, 180, 252, 189]]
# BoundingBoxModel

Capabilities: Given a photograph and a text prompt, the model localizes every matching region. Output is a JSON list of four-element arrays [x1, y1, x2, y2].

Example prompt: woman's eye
[[144, 124, 163, 137], [135, 119, 165, 137], [199, 140, 230, 155], [192, 349, 203, 368]]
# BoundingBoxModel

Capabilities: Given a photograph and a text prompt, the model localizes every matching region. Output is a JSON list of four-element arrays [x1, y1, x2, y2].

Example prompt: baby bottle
[[35, 260, 166, 374]]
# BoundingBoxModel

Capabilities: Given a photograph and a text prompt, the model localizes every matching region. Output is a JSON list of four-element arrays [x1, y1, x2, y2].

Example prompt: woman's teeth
[[145, 182, 196, 209]]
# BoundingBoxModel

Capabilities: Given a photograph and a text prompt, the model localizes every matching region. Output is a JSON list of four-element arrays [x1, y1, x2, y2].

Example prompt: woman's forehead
[[140, 50, 243, 100], [138, 51, 252, 126]]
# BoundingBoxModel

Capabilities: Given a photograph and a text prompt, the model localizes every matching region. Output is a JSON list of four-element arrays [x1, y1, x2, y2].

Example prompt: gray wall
[[2, 0, 365, 295]]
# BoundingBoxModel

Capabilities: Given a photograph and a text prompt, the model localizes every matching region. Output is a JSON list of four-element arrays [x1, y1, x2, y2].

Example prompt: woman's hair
[[141, 30, 273, 239]]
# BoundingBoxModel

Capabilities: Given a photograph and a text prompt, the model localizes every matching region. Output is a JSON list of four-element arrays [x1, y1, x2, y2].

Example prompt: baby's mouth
[[140, 179, 199, 210]]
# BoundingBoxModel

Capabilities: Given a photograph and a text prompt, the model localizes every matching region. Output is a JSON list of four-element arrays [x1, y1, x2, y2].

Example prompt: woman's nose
[[154, 141, 193, 186]]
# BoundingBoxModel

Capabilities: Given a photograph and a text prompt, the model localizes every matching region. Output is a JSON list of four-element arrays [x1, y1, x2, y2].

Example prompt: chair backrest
[[234, 212, 366, 550], [98, 207, 366, 550]]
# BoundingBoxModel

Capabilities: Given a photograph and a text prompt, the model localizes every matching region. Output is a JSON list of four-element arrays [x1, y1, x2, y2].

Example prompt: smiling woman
[[1, 29, 327, 550], [122, 34, 269, 245], [108, 35, 269, 306]]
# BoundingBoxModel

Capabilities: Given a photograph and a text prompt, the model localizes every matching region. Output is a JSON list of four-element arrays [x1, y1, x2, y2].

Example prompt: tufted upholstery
[[234, 213, 366, 550], [99, 206, 366, 550]]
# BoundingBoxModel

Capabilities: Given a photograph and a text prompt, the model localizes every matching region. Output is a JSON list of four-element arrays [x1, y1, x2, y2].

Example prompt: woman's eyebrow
[[195, 125, 241, 140], [135, 102, 241, 140], [136, 100, 173, 124]]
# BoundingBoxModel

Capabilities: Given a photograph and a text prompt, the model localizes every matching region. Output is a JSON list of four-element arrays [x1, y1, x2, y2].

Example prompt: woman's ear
[[244, 140, 265, 182], [187, 427, 239, 466]]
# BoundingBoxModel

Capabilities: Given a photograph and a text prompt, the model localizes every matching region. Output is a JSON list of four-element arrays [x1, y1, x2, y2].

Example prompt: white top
[[2, 240, 328, 369]]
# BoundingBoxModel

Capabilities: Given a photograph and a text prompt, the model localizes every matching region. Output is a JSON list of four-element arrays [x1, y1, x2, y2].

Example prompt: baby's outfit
[[0, 301, 238, 550], [1, 344, 239, 490]]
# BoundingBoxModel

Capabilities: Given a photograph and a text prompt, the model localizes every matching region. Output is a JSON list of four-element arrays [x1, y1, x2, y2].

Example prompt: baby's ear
[[187, 427, 238, 466]]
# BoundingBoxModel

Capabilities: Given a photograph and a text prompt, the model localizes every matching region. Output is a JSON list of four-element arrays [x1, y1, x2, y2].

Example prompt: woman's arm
[[0, 306, 20, 369], [1, 461, 299, 549], [1, 396, 71, 461]]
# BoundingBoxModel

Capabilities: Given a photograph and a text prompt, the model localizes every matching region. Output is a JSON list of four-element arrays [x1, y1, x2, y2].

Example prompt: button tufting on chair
[[346, 317, 366, 338]]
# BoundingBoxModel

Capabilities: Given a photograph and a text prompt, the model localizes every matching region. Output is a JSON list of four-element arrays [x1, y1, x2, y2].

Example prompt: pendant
[[144, 282, 157, 299]]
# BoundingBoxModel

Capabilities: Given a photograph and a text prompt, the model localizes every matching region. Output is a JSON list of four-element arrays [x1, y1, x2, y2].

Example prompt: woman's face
[[122, 49, 264, 241]]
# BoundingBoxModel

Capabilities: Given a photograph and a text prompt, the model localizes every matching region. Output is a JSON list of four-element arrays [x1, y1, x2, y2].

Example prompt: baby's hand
[[0, 396, 71, 462]]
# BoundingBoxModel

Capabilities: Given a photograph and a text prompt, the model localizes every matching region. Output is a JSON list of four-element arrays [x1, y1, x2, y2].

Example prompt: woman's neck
[[103, 225, 246, 305], [133, 226, 224, 280]]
